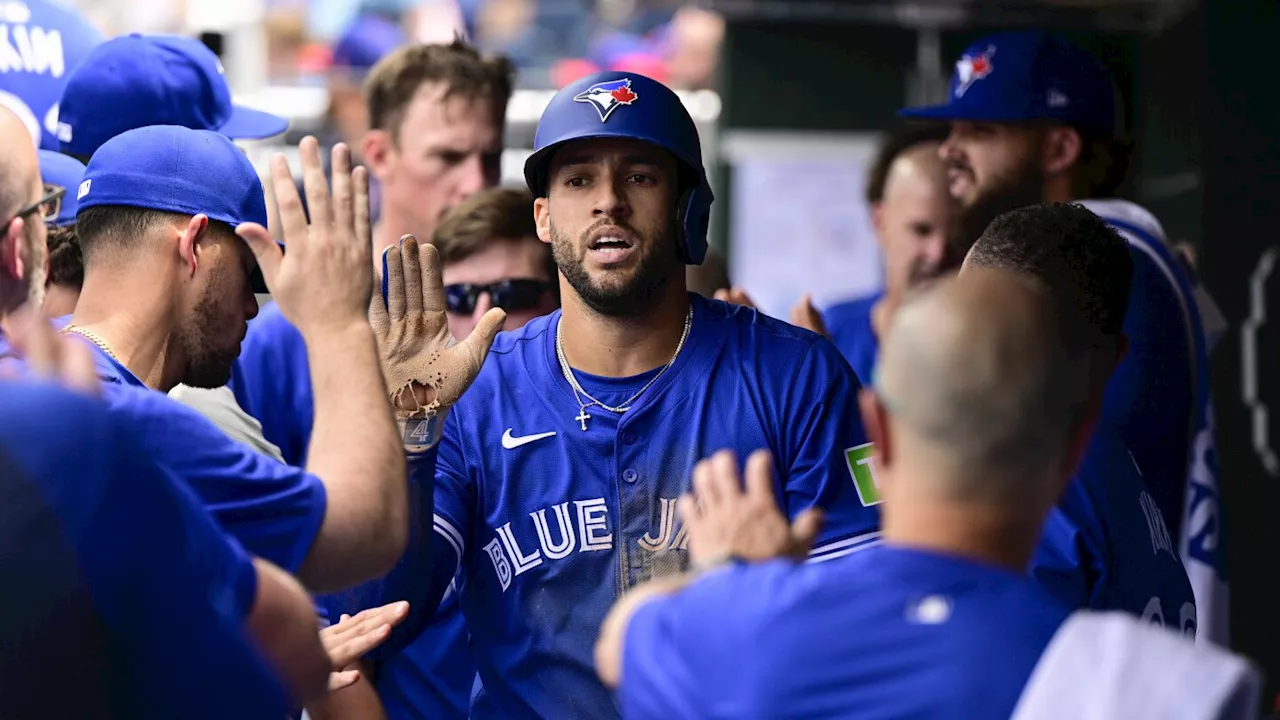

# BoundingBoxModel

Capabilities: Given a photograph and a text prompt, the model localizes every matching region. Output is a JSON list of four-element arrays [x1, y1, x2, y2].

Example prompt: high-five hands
[[237, 137, 373, 339], [1, 307, 99, 396], [678, 449, 825, 569], [369, 236, 505, 419]]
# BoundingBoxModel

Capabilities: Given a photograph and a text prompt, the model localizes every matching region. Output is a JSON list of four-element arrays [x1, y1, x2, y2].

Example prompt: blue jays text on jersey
[[331, 294, 883, 720], [1032, 421, 1196, 636], [620, 546, 1073, 720], [0, 379, 288, 719], [0, 0, 100, 149]]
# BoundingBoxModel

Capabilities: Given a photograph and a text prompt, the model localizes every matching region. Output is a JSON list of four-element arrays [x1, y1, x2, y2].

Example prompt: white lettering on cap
[[76, 179, 89, 200]]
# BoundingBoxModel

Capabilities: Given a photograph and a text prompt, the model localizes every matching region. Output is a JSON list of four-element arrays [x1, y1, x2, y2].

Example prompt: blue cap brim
[[217, 104, 289, 140], [898, 101, 1070, 126]]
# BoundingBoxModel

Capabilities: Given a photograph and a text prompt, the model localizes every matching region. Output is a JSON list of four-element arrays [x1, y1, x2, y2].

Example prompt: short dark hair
[[965, 202, 1133, 340], [433, 187, 555, 280], [865, 124, 952, 205], [365, 39, 514, 140], [47, 224, 83, 289], [75, 206, 236, 265], [1071, 129, 1133, 199]]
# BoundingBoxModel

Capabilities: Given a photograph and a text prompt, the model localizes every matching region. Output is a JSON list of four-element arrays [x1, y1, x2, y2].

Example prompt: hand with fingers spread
[[236, 137, 373, 337], [788, 293, 830, 338], [320, 601, 410, 692], [679, 449, 825, 570], [2, 307, 100, 396], [369, 235, 506, 421]]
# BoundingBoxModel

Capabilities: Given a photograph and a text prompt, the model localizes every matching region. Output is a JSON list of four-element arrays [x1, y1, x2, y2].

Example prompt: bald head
[[0, 106, 39, 219], [875, 266, 1089, 504], [875, 139, 955, 294], [0, 105, 47, 315]]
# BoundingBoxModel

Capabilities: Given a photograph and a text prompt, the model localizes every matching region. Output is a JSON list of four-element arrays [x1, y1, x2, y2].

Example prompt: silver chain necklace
[[555, 306, 693, 431]]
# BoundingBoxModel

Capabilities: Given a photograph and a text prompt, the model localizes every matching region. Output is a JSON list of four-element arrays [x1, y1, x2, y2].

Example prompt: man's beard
[[178, 270, 239, 389], [954, 157, 1047, 254], [550, 220, 680, 317]]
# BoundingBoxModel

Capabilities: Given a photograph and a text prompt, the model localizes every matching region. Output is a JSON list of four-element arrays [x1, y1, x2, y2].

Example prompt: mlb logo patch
[[77, 179, 91, 200], [573, 78, 638, 123], [954, 45, 996, 98]]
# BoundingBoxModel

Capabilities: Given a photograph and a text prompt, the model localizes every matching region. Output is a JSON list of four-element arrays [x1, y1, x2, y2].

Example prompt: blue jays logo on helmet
[[954, 45, 996, 98], [573, 78, 638, 123]]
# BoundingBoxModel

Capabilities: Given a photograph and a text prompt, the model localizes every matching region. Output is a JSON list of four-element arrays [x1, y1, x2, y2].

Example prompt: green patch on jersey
[[844, 442, 882, 507]]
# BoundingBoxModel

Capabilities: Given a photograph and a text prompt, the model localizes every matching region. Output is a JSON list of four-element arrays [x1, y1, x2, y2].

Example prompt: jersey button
[[620, 430, 637, 445], [622, 468, 638, 483]]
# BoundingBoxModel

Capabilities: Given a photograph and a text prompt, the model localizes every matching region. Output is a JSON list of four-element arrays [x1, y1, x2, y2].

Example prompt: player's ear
[[870, 202, 887, 246], [362, 128, 393, 182], [0, 216, 23, 282], [533, 197, 552, 245], [178, 214, 208, 277], [1042, 125, 1083, 176]]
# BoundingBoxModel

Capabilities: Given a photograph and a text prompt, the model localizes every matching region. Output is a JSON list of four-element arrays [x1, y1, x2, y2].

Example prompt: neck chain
[[61, 324, 122, 364], [556, 306, 693, 431]]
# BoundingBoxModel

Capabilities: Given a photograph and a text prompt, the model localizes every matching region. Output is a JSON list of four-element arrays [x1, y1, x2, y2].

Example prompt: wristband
[[688, 552, 742, 574], [399, 408, 449, 454]]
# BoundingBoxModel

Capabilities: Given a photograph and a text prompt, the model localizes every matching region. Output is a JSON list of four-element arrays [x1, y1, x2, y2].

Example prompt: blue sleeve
[[1030, 505, 1099, 610], [104, 419, 291, 717], [620, 564, 784, 719], [1103, 243, 1194, 536], [319, 411, 472, 658], [778, 339, 882, 561], [107, 389, 327, 574], [230, 303, 315, 467]]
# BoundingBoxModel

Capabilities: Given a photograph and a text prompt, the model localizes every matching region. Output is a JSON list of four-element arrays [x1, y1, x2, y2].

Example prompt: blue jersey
[[0, 379, 288, 718], [1033, 421, 1196, 636], [621, 546, 1071, 719], [0, 0, 101, 150], [63, 337, 329, 574], [822, 291, 880, 385], [233, 300, 475, 720], [1077, 199, 1228, 642], [367, 295, 881, 719]]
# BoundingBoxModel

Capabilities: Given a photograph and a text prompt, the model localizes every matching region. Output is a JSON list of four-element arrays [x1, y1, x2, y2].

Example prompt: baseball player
[[898, 30, 1226, 639], [0, 0, 101, 151], [52, 128, 500, 598], [0, 308, 336, 719], [598, 268, 1084, 719], [963, 203, 1196, 635], [318, 71, 880, 720], [822, 124, 955, 382]]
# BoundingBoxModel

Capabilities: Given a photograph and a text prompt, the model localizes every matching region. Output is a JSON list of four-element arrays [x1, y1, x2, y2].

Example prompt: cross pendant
[[575, 410, 591, 431]]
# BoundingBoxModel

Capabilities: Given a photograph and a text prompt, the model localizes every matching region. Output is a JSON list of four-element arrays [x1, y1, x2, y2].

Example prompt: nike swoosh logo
[[502, 428, 557, 449]]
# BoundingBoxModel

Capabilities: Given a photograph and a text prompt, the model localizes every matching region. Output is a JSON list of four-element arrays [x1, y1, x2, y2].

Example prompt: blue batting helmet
[[523, 71, 714, 265]]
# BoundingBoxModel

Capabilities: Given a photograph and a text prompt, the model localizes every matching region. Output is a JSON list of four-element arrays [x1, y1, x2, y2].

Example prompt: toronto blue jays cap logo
[[954, 45, 996, 98], [573, 78, 639, 122]]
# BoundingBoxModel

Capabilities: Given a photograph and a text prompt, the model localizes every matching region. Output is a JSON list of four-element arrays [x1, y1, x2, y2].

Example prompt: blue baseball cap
[[57, 34, 289, 158], [77, 125, 267, 230], [898, 31, 1118, 137], [36, 151, 86, 227], [332, 14, 405, 74]]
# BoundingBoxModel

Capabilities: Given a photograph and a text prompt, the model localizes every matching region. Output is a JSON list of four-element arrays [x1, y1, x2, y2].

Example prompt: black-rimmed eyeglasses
[[4, 184, 66, 227]]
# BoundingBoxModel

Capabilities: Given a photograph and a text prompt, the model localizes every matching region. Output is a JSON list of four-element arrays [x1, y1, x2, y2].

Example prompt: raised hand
[[320, 601, 410, 692], [369, 235, 505, 421], [678, 449, 824, 569], [236, 138, 374, 338]]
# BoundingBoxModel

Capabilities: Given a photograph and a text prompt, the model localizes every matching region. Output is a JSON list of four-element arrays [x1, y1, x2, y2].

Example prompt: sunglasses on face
[[5, 184, 66, 228], [444, 278, 554, 314]]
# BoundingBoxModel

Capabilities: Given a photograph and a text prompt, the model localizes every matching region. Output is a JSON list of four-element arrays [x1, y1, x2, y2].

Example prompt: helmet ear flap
[[677, 182, 713, 265]]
